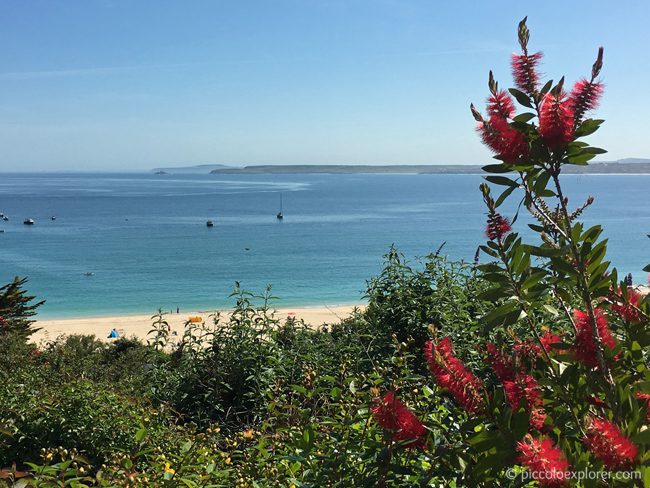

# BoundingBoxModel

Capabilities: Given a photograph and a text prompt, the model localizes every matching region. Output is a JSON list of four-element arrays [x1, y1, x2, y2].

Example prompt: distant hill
[[609, 158, 650, 164], [211, 164, 482, 174], [152, 164, 234, 174], [151, 159, 650, 175], [208, 162, 650, 175]]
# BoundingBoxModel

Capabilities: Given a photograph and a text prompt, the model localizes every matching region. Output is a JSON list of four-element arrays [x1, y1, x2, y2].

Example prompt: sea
[[0, 172, 648, 318]]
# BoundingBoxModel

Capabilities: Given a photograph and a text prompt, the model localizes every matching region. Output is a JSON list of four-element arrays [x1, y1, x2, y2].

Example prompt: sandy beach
[[31, 304, 363, 344]]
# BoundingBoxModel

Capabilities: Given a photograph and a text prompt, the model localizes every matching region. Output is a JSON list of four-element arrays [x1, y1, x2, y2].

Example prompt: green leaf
[[135, 427, 147, 443], [495, 185, 517, 208], [540, 79, 553, 96], [482, 164, 512, 174], [566, 152, 596, 165], [543, 304, 560, 316], [508, 88, 533, 108], [485, 175, 518, 187], [479, 245, 499, 258], [522, 244, 565, 258], [482, 301, 520, 327], [632, 428, 650, 445], [574, 118, 605, 138], [512, 112, 536, 123], [584, 146, 607, 155]]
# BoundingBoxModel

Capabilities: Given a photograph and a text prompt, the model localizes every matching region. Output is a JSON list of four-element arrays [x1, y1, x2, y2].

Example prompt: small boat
[[51, 216, 56, 221], [2, 216, 8, 221], [276, 193, 284, 220], [23, 219, 35, 225], [84, 272, 95, 276], [206, 220, 214, 227]]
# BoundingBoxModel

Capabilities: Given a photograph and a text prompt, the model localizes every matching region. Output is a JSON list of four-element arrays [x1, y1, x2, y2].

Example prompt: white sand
[[31, 304, 363, 344]]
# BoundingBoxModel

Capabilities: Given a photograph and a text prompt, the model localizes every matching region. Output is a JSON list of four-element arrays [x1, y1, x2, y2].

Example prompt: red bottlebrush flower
[[611, 288, 643, 323], [424, 337, 484, 414], [485, 214, 512, 241], [487, 343, 517, 382], [487, 90, 516, 119], [28, 348, 42, 357], [488, 343, 547, 430], [504, 373, 542, 409], [539, 331, 562, 354], [529, 407, 548, 432], [583, 418, 638, 470], [491, 116, 529, 163], [503, 373, 546, 430], [371, 390, 427, 449], [539, 92, 574, 149], [587, 395, 608, 410], [568, 79, 604, 126], [477, 116, 529, 165], [517, 434, 570, 487], [513, 339, 542, 359], [572, 308, 616, 369], [511, 52, 543, 96]]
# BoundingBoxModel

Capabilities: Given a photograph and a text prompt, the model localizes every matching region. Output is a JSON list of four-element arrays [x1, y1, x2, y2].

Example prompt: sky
[[0, 0, 649, 171]]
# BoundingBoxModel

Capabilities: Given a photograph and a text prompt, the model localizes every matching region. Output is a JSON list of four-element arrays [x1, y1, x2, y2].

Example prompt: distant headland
[[152, 158, 650, 175]]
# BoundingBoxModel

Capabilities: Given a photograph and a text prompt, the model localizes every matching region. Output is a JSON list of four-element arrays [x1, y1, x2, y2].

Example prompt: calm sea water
[[0, 172, 648, 318]]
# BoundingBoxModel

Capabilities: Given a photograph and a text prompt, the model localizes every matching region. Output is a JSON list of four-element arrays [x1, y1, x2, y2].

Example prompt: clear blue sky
[[1, 0, 649, 171]]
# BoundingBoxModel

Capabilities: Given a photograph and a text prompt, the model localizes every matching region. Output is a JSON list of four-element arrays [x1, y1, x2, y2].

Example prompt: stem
[[549, 168, 617, 405], [493, 231, 586, 435]]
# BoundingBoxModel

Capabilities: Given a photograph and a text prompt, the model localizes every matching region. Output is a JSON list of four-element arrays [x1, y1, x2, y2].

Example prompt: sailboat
[[276, 193, 283, 220]]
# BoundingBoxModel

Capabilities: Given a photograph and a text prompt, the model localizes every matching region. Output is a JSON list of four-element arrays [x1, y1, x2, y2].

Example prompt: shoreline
[[31, 303, 365, 344], [34, 300, 366, 322]]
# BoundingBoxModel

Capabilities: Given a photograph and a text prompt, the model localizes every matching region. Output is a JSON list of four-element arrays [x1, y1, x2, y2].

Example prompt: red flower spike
[[587, 395, 608, 410], [488, 343, 549, 431], [486, 343, 516, 382], [539, 331, 562, 354], [476, 122, 528, 165], [517, 434, 570, 487], [529, 407, 548, 432], [424, 337, 484, 414], [487, 90, 516, 119], [490, 116, 529, 164], [371, 391, 427, 449], [513, 339, 542, 359], [511, 52, 543, 96], [611, 288, 643, 323], [502, 372, 546, 431], [583, 418, 638, 470], [539, 92, 574, 149], [571, 308, 616, 369], [569, 79, 604, 126], [485, 214, 512, 241]]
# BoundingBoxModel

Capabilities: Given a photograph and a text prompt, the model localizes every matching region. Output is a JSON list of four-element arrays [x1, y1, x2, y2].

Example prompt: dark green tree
[[0, 277, 44, 341]]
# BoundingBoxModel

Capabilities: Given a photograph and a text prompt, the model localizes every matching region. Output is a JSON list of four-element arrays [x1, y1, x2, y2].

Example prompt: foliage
[[0, 277, 44, 342], [1, 18, 649, 488]]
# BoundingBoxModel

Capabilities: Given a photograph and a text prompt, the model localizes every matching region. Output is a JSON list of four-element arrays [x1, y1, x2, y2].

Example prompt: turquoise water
[[0, 172, 648, 318]]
